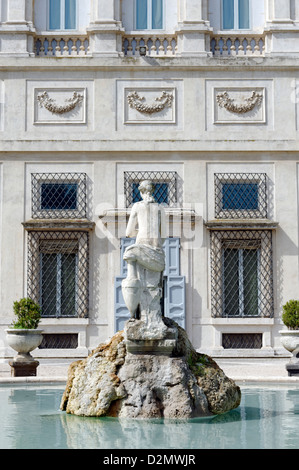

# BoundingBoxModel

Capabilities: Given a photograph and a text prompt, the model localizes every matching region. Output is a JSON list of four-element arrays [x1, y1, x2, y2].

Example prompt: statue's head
[[138, 180, 155, 201]]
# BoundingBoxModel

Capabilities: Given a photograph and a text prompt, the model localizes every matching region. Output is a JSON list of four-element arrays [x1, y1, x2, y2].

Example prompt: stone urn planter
[[6, 329, 43, 363], [280, 300, 299, 376], [6, 298, 43, 376]]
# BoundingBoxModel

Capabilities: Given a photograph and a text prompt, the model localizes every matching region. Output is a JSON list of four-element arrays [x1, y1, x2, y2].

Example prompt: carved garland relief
[[37, 91, 84, 115], [216, 91, 263, 114], [127, 90, 174, 115]]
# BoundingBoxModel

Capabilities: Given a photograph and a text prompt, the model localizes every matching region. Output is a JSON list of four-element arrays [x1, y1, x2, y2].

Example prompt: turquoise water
[[1, 383, 299, 449]]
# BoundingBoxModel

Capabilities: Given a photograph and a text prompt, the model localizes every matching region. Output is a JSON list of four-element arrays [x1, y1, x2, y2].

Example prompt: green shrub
[[12, 298, 41, 329], [282, 300, 299, 330]]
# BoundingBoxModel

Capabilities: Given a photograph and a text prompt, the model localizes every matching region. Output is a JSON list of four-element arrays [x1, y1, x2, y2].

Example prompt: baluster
[[253, 37, 261, 55], [151, 37, 157, 55], [246, 38, 253, 55], [55, 38, 62, 56], [159, 37, 165, 55], [222, 38, 229, 57], [71, 37, 78, 56], [166, 37, 173, 56], [238, 37, 245, 56], [63, 39, 69, 56], [79, 38, 86, 56], [135, 37, 140, 56], [39, 38, 45, 57], [47, 38, 54, 56], [213, 38, 220, 57], [127, 38, 133, 57]]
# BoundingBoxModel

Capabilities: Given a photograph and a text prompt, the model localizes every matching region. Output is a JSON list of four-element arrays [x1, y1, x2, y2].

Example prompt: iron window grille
[[210, 230, 273, 318], [124, 171, 177, 207], [222, 333, 263, 349], [27, 231, 89, 318], [214, 173, 267, 219], [39, 333, 78, 349], [31, 173, 88, 219]]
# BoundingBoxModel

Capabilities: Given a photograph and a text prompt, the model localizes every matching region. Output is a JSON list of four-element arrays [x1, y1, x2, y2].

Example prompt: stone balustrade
[[34, 35, 90, 57], [122, 35, 178, 57], [210, 34, 265, 57]]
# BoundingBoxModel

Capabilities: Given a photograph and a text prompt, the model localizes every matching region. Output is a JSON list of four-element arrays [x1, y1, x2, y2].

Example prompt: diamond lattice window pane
[[214, 173, 267, 219], [31, 173, 87, 219]]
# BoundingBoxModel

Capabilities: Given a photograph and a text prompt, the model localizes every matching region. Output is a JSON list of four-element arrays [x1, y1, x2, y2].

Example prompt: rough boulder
[[60, 319, 241, 418]]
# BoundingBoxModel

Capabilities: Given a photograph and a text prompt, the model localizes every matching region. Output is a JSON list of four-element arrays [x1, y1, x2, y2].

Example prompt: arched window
[[222, 0, 250, 30], [49, 0, 77, 30], [136, 0, 163, 30]]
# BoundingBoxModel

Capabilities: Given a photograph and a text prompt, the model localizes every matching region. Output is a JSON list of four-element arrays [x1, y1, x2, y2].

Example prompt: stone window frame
[[210, 229, 274, 319]]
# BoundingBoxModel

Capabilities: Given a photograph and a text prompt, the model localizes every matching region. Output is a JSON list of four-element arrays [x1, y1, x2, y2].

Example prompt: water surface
[[1, 383, 299, 449]]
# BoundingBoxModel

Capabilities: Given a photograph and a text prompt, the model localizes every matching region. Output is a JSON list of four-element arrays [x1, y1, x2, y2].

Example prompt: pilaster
[[87, 0, 124, 57], [0, 0, 35, 56], [264, 0, 299, 55], [175, 0, 211, 57]]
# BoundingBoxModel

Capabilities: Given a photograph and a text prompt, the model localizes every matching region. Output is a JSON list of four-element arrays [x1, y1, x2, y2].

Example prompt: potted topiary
[[6, 298, 43, 364], [280, 300, 299, 370]]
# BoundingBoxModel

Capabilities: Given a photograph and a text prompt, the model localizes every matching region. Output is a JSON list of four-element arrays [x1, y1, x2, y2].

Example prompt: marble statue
[[122, 180, 166, 320], [121, 180, 174, 349]]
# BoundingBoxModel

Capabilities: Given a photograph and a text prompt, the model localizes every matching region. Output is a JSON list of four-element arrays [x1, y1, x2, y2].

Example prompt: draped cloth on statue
[[123, 243, 165, 273]]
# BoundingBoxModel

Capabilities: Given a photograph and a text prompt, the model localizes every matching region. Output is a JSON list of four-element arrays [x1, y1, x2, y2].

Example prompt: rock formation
[[60, 318, 241, 418]]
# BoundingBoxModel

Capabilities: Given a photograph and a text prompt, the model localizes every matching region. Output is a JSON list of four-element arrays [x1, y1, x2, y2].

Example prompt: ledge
[[22, 219, 95, 231], [211, 317, 275, 326], [205, 219, 279, 230], [99, 208, 200, 225]]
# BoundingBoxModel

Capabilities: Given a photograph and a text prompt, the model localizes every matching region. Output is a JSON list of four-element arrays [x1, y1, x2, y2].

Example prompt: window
[[40, 247, 77, 317], [124, 171, 177, 207], [223, 242, 260, 317], [222, 0, 250, 30], [210, 230, 273, 319], [214, 173, 267, 219], [27, 231, 89, 318], [49, 0, 77, 30], [31, 173, 87, 219], [136, 0, 163, 30]]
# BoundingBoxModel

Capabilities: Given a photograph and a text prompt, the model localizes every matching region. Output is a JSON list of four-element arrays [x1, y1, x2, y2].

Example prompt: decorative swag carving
[[216, 91, 263, 114], [37, 91, 84, 115], [127, 91, 174, 114]]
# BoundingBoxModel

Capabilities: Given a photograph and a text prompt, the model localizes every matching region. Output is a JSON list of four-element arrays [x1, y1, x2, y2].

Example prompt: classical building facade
[[1, 0, 299, 366]]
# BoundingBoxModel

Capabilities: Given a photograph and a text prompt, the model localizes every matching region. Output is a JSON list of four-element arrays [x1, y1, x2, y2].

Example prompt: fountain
[[60, 181, 241, 418]]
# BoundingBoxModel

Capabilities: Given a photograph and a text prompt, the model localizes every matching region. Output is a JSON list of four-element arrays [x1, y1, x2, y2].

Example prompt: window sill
[[39, 318, 89, 326], [211, 317, 275, 326], [205, 219, 279, 230], [22, 219, 95, 231]]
